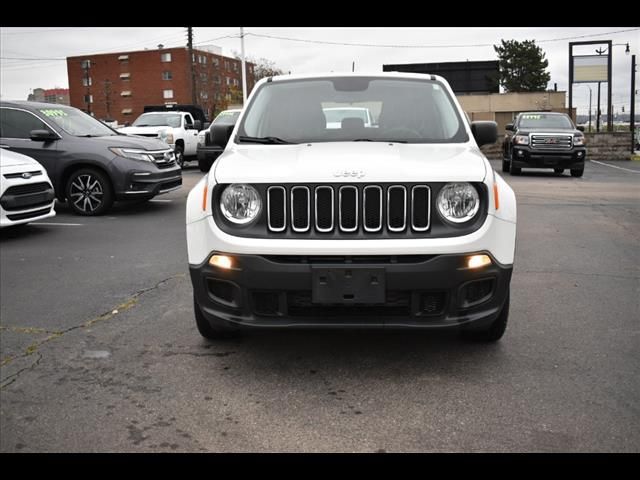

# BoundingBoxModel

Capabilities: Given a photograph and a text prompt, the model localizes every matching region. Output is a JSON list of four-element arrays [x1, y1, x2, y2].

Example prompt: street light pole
[[240, 27, 247, 105], [631, 54, 636, 153]]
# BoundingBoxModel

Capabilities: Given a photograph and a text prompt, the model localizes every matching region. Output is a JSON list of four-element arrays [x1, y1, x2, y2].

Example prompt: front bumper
[[190, 252, 512, 329], [115, 167, 182, 199], [511, 145, 586, 169]]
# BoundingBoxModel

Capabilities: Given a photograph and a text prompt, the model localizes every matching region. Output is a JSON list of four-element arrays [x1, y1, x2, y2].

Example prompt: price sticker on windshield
[[40, 109, 68, 117], [521, 114, 542, 120]]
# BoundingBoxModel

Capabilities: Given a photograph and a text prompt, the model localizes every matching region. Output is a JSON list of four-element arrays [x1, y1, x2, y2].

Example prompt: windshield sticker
[[40, 109, 68, 117]]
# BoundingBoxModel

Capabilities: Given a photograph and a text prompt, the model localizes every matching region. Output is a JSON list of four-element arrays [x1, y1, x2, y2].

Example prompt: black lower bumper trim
[[190, 253, 512, 329]]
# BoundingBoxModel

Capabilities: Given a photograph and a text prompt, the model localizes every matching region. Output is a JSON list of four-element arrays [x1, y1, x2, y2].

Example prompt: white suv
[[1, 149, 56, 227], [186, 73, 517, 342]]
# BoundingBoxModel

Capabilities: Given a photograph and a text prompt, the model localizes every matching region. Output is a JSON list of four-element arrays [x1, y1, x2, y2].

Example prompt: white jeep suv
[[186, 73, 517, 342]]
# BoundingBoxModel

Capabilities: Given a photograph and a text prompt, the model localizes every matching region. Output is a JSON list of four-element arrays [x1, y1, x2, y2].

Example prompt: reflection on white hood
[[0, 148, 43, 168], [214, 142, 487, 184]]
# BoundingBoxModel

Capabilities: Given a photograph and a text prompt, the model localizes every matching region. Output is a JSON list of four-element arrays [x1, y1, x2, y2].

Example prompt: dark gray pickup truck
[[502, 112, 586, 177]]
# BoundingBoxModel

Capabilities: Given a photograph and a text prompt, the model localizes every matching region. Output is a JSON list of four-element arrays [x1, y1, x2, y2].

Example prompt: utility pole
[[82, 60, 92, 115], [631, 54, 636, 153], [103, 79, 112, 120], [240, 27, 247, 105], [187, 27, 197, 105]]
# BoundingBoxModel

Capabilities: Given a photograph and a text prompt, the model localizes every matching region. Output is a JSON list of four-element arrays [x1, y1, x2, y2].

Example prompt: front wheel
[[502, 158, 510, 173], [198, 157, 213, 173], [174, 144, 185, 169], [65, 168, 113, 216], [461, 289, 510, 342], [509, 161, 521, 175], [570, 168, 584, 177]]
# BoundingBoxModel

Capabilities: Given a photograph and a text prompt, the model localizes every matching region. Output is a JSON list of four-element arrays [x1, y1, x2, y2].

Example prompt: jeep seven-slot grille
[[267, 185, 430, 234], [530, 134, 573, 150]]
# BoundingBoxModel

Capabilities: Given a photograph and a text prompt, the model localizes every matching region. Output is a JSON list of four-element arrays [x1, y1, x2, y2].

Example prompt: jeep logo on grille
[[544, 138, 559, 144], [21, 172, 33, 179], [333, 170, 365, 179]]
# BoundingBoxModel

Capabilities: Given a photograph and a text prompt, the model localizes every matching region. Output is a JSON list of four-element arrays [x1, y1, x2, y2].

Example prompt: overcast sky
[[1, 26, 638, 115]]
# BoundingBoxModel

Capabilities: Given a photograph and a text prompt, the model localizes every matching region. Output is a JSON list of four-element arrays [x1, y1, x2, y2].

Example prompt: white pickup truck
[[118, 111, 202, 168]]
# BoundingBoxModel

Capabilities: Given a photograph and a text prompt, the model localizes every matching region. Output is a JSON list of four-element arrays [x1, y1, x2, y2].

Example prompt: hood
[[517, 127, 580, 135], [82, 134, 170, 150], [0, 148, 43, 168], [117, 126, 165, 136], [214, 142, 487, 184]]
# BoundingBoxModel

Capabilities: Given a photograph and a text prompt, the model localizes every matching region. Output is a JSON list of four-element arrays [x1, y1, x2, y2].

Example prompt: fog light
[[517, 150, 524, 156], [467, 254, 491, 269], [209, 254, 233, 269], [577, 151, 584, 157]]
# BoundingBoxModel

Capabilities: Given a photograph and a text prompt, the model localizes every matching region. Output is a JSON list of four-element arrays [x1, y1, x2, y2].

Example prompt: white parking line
[[590, 160, 640, 174], [149, 199, 173, 203], [31, 222, 84, 226]]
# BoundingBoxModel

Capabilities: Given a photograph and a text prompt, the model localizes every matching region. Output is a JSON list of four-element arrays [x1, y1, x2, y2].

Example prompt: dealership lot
[[0, 160, 638, 452]]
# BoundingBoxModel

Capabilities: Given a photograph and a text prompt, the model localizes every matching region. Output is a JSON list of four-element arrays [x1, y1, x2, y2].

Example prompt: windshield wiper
[[352, 138, 408, 143], [134, 124, 150, 127], [238, 135, 295, 144]]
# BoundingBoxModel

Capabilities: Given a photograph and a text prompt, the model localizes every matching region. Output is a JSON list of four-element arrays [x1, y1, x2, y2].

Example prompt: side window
[[0, 108, 50, 139], [184, 114, 194, 129]]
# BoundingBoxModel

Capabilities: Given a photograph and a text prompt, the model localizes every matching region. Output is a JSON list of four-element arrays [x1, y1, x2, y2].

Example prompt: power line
[[244, 28, 639, 49]]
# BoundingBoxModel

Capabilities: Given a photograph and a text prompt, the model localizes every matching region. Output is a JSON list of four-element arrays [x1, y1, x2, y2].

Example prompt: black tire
[[461, 289, 510, 342], [65, 168, 113, 216], [193, 295, 241, 340], [198, 157, 213, 173], [509, 160, 521, 175], [502, 158, 510, 173], [174, 144, 185, 169], [570, 168, 584, 177], [554, 168, 564, 174]]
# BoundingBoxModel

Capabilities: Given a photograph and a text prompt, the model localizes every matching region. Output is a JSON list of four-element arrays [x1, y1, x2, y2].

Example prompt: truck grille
[[530, 134, 573, 150], [267, 184, 430, 234]]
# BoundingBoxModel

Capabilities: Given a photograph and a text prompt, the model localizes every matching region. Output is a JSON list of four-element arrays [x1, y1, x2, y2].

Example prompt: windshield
[[38, 107, 117, 137], [213, 110, 241, 125], [518, 113, 574, 129], [238, 77, 468, 144], [133, 113, 182, 128]]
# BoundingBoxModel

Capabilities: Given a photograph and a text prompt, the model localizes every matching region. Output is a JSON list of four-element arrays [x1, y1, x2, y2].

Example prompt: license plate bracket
[[312, 267, 385, 304]]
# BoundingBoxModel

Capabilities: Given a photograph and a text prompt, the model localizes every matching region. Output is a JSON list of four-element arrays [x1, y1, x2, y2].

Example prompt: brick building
[[27, 87, 70, 105], [67, 46, 255, 124]]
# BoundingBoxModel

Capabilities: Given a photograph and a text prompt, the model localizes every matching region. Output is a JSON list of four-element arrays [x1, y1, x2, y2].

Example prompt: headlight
[[220, 184, 262, 224], [574, 135, 585, 146], [109, 147, 154, 162], [158, 129, 174, 144], [514, 135, 529, 145], [437, 183, 480, 224]]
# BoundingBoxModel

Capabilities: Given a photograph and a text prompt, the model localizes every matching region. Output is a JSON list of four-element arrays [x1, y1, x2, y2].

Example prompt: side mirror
[[505, 123, 515, 132], [471, 121, 498, 147], [211, 124, 235, 148], [576, 125, 585, 132], [30, 129, 58, 142], [193, 120, 202, 131]]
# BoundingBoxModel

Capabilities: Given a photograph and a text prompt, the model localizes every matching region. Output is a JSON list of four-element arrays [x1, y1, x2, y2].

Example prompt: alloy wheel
[[69, 174, 104, 214]]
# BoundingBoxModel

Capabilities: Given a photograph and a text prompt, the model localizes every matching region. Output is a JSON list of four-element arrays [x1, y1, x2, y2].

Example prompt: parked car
[[118, 108, 204, 168], [0, 101, 182, 216], [1, 148, 56, 227], [186, 73, 517, 342], [323, 106, 374, 129], [196, 109, 241, 172], [502, 112, 586, 177]]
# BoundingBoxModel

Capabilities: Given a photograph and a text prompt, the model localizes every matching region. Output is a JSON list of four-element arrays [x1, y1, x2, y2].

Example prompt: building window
[[120, 72, 130, 80], [200, 92, 208, 99], [224, 60, 230, 70], [213, 75, 221, 84], [83, 94, 93, 104], [81, 59, 91, 69], [82, 77, 92, 87], [233, 63, 238, 72], [122, 108, 133, 115], [121, 91, 132, 97], [233, 78, 239, 87], [226, 77, 231, 86], [248, 65, 253, 74], [212, 58, 219, 67], [225, 93, 232, 101], [200, 72, 207, 80], [118, 55, 129, 62], [163, 89, 174, 99], [161, 52, 172, 62], [199, 55, 207, 64], [162, 71, 172, 80]]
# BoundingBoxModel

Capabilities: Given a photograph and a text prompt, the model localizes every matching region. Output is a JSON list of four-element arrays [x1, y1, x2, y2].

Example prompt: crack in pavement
[[0, 273, 185, 389]]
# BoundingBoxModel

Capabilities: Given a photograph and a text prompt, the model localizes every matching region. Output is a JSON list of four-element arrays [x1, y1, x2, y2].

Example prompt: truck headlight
[[436, 183, 480, 224], [109, 147, 154, 162], [159, 129, 174, 144], [574, 135, 585, 146], [514, 135, 529, 145], [220, 184, 262, 224]]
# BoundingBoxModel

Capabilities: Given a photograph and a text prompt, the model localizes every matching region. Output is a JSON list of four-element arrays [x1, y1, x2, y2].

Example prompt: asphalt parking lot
[[1, 159, 638, 452]]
